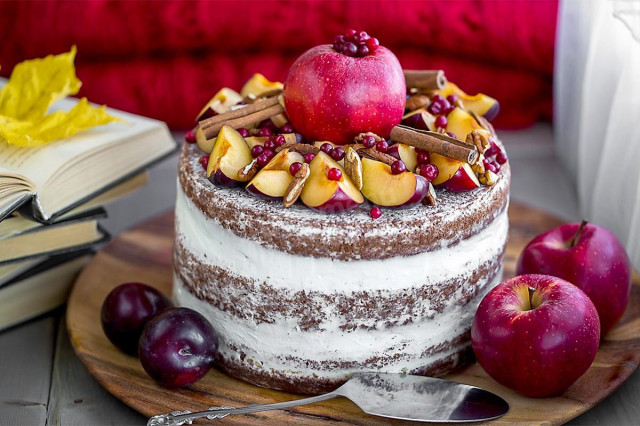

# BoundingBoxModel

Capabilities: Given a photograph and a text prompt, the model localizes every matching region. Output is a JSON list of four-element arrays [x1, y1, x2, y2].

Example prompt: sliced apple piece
[[196, 88, 243, 121], [300, 152, 363, 213], [387, 144, 418, 173], [445, 107, 483, 141], [241, 73, 283, 99], [360, 158, 429, 208], [429, 153, 463, 186], [245, 149, 304, 200], [437, 82, 500, 121], [439, 163, 481, 192], [401, 109, 436, 131], [206, 125, 253, 186]]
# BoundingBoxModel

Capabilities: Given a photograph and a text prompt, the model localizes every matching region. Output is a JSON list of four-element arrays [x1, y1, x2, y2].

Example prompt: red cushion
[[0, 0, 556, 130]]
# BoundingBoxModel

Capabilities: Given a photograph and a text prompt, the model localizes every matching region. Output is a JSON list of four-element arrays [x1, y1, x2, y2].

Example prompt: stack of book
[[0, 92, 177, 331]]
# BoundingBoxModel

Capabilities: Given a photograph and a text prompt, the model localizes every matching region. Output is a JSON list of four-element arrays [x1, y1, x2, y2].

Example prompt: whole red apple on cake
[[284, 30, 406, 144]]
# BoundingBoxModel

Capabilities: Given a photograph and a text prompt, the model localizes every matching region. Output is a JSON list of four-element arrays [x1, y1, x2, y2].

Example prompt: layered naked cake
[[174, 146, 509, 394], [173, 29, 510, 393]]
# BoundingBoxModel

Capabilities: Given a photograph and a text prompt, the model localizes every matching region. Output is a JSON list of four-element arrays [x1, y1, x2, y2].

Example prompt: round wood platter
[[67, 202, 640, 425]]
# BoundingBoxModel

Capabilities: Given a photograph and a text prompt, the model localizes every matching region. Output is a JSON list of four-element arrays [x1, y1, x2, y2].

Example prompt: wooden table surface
[[1, 129, 638, 425]]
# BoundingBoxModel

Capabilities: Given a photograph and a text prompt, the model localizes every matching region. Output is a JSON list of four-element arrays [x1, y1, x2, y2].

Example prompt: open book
[[0, 79, 177, 222]]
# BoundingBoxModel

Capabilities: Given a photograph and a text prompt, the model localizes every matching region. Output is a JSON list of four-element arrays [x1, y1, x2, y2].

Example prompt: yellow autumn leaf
[[0, 46, 82, 121], [0, 98, 118, 148], [0, 46, 119, 147]]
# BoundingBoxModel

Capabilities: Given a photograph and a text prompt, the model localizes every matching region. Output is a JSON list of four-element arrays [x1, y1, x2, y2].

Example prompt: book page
[[0, 78, 161, 190]]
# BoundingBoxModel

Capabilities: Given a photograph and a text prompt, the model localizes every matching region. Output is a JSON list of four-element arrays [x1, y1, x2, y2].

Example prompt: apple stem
[[569, 219, 588, 248], [528, 286, 536, 310]]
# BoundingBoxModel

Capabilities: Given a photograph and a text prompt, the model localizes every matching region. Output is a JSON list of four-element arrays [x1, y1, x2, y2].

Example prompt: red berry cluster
[[333, 29, 379, 57], [414, 148, 439, 181], [370, 206, 382, 219], [319, 143, 346, 162], [483, 140, 508, 173], [199, 155, 209, 170], [428, 94, 457, 116]]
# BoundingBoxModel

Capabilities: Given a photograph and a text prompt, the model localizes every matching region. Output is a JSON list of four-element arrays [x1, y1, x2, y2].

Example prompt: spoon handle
[[147, 392, 339, 425]]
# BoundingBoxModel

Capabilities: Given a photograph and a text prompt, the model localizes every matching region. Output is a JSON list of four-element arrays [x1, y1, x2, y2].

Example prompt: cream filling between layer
[[174, 185, 509, 293]]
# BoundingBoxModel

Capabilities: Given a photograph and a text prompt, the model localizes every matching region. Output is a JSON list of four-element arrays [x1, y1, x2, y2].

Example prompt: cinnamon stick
[[390, 125, 478, 164], [199, 96, 281, 129], [196, 103, 284, 141], [356, 148, 397, 165], [404, 70, 447, 91]]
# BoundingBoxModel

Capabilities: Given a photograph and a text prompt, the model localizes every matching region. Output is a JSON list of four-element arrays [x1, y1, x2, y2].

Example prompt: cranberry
[[199, 155, 209, 169], [250, 145, 264, 158], [391, 160, 406, 174], [356, 31, 369, 41], [237, 128, 251, 138], [320, 143, 334, 154], [184, 130, 196, 143], [256, 153, 270, 167], [258, 127, 273, 137], [273, 134, 286, 146], [370, 206, 382, 219], [496, 151, 508, 164], [417, 151, 431, 165], [362, 135, 376, 148], [101, 283, 173, 355], [365, 37, 379, 51], [264, 139, 276, 150], [333, 35, 345, 45], [432, 94, 445, 104], [330, 147, 346, 161], [304, 153, 315, 163], [486, 141, 499, 157], [327, 167, 342, 181], [441, 99, 454, 114], [376, 140, 389, 153], [289, 162, 303, 176], [434, 115, 448, 129], [420, 163, 439, 181], [139, 307, 218, 388], [263, 148, 274, 158], [492, 162, 501, 172], [358, 45, 370, 56], [427, 102, 443, 115], [484, 160, 497, 173], [345, 29, 357, 39], [447, 95, 458, 105], [343, 42, 358, 56], [281, 123, 294, 133]]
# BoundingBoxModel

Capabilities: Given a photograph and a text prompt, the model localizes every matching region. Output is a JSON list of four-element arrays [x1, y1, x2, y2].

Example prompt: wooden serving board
[[67, 202, 640, 425]]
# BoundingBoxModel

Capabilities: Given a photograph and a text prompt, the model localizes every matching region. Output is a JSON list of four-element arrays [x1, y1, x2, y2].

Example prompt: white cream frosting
[[173, 183, 509, 384]]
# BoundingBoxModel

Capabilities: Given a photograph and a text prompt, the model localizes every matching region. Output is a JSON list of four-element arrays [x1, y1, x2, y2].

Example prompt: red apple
[[283, 40, 405, 144], [516, 221, 632, 336], [472, 274, 600, 398]]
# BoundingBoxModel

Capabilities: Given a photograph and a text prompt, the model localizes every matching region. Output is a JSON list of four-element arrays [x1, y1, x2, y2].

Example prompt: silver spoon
[[147, 372, 509, 425]]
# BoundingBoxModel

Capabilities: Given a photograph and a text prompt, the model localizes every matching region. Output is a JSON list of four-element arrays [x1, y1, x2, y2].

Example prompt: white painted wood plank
[[0, 315, 56, 426], [47, 318, 145, 426]]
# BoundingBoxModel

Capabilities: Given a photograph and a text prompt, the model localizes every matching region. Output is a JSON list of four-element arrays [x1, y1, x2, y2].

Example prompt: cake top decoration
[[187, 30, 507, 217]]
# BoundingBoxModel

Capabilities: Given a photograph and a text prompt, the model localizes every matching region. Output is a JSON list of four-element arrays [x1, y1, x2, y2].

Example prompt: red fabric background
[[0, 0, 557, 130]]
